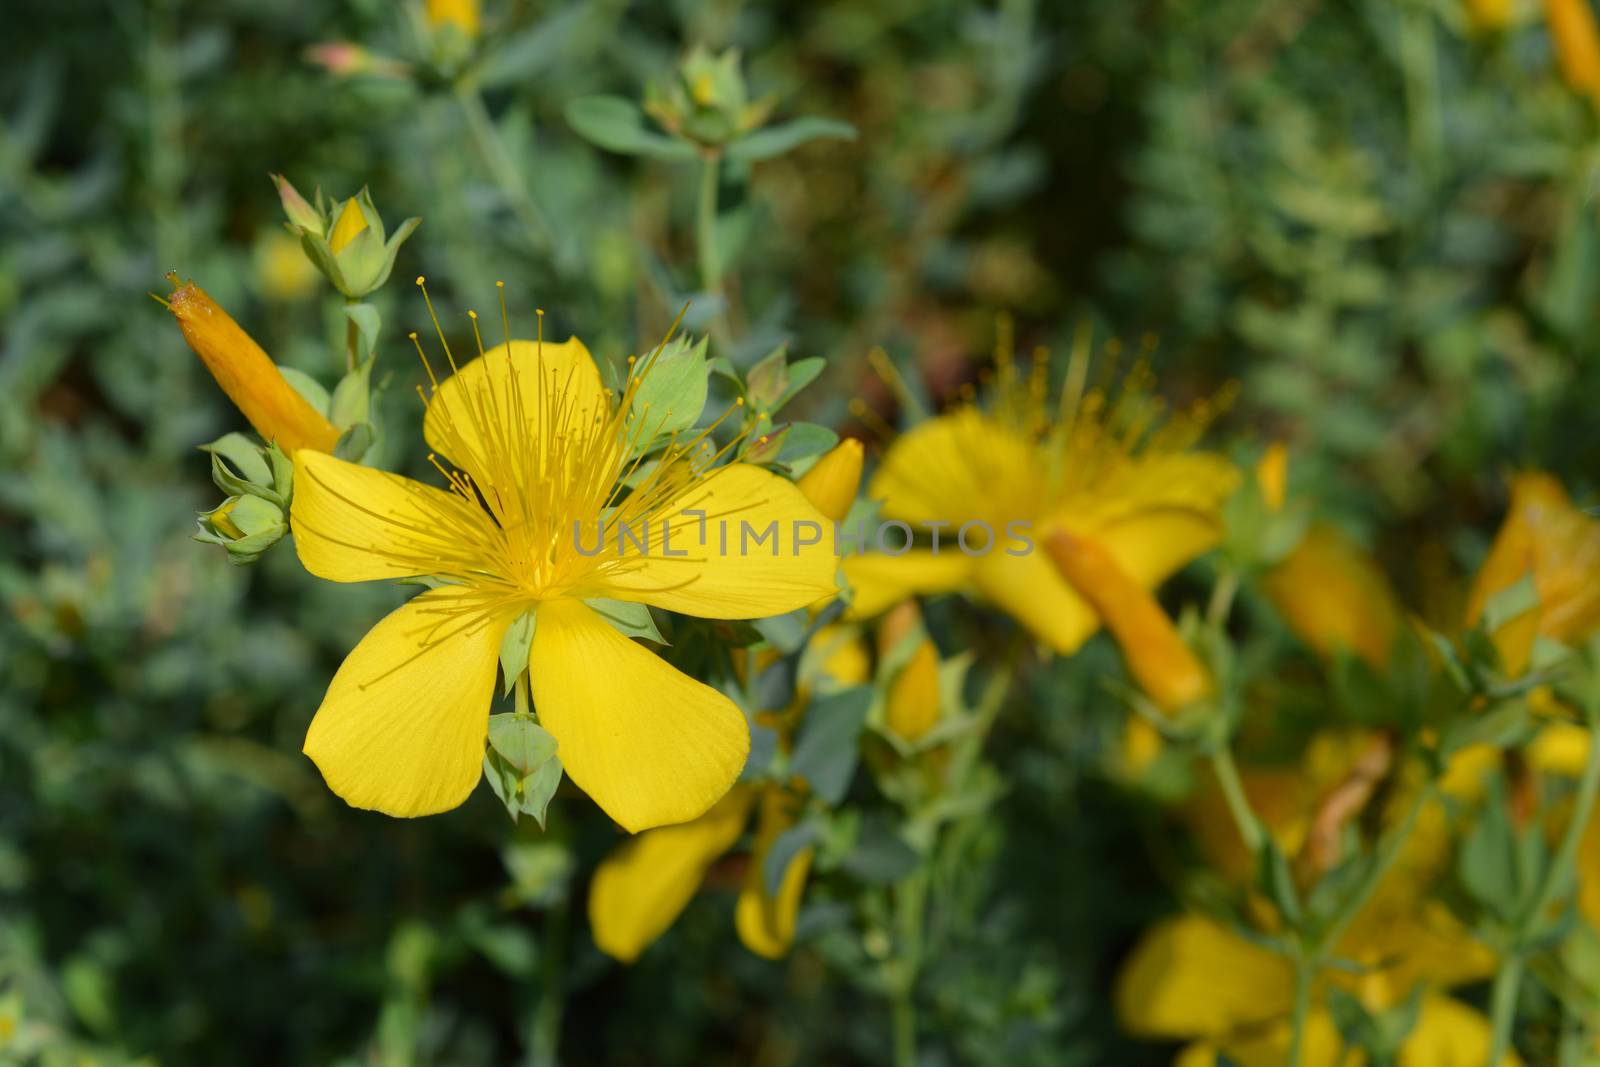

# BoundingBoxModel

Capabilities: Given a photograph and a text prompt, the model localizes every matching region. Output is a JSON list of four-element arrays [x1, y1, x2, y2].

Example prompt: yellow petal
[[841, 550, 975, 619], [529, 599, 749, 832], [1262, 524, 1403, 669], [588, 788, 755, 963], [291, 450, 496, 583], [971, 549, 1101, 654], [1084, 499, 1229, 588], [1046, 531, 1211, 711], [426, 0, 479, 36], [736, 789, 812, 958], [327, 197, 369, 254], [1256, 443, 1289, 513], [1115, 914, 1292, 1039], [303, 588, 513, 817], [796, 438, 864, 523], [593, 463, 840, 619], [869, 408, 1040, 527], [886, 639, 941, 743], [423, 337, 607, 486], [1548, 0, 1600, 99], [1398, 995, 1522, 1067], [1178, 1013, 1348, 1067], [168, 282, 340, 455]]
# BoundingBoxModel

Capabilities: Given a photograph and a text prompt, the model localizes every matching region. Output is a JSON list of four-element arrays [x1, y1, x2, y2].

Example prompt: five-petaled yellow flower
[[843, 341, 1238, 654], [290, 315, 837, 830]]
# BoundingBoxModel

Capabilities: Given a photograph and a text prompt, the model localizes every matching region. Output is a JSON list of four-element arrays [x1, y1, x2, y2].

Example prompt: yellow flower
[[1263, 525, 1404, 670], [843, 346, 1237, 655], [167, 281, 341, 455], [587, 622, 870, 960], [291, 323, 837, 827], [1120, 734, 1506, 1065], [796, 438, 864, 523], [426, 0, 480, 37], [1465, 471, 1600, 674], [1045, 530, 1210, 713], [1546, 0, 1600, 100]]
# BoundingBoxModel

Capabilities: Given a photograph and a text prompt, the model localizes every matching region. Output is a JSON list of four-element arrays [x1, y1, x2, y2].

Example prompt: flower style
[[843, 343, 1238, 654], [587, 624, 870, 961], [290, 308, 837, 829], [1116, 733, 1512, 1066]]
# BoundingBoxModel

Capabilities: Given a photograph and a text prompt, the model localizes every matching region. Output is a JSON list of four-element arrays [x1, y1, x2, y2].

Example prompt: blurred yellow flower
[[588, 623, 871, 961], [844, 346, 1238, 654], [255, 231, 318, 302], [1465, 471, 1600, 674], [1466, 0, 1514, 32], [425, 0, 479, 37], [167, 280, 340, 455], [291, 325, 837, 826], [1118, 734, 1508, 1065]]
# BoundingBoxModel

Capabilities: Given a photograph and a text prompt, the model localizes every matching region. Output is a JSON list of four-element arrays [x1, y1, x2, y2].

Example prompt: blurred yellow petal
[[1528, 720, 1590, 777], [1262, 524, 1403, 669], [1175, 1013, 1349, 1067], [1045, 532, 1210, 712], [971, 549, 1100, 654], [529, 599, 748, 833], [168, 281, 340, 455], [1547, 0, 1600, 99], [1256, 443, 1289, 513], [426, 0, 479, 36], [869, 408, 1038, 527], [1398, 995, 1522, 1067], [736, 790, 812, 958], [588, 788, 755, 963], [291, 450, 498, 583], [1115, 915, 1292, 1039], [593, 463, 839, 618], [423, 338, 607, 487], [303, 588, 513, 817], [886, 639, 941, 743], [796, 438, 864, 522], [842, 550, 975, 619]]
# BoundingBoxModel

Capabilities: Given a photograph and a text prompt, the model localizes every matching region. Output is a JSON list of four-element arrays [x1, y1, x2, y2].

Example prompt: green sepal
[[498, 609, 537, 696], [584, 598, 666, 644]]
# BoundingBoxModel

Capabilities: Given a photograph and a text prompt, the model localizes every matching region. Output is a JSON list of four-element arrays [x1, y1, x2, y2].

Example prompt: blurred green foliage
[[2, 0, 1598, 1065]]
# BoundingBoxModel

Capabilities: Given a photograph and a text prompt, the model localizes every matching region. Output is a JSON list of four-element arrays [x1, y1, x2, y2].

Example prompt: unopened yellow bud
[[327, 198, 369, 254], [796, 438, 864, 522], [1263, 525, 1402, 670], [1546, 0, 1600, 99], [887, 639, 941, 743], [426, 0, 480, 37], [206, 498, 245, 540], [168, 282, 340, 455], [1255, 442, 1288, 514], [1045, 531, 1211, 713]]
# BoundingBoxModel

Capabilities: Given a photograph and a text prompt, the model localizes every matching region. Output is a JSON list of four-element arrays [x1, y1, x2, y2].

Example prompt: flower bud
[[167, 280, 341, 455], [196, 494, 288, 564], [796, 439, 864, 523], [886, 639, 941, 744], [1546, 0, 1600, 100], [271, 173, 324, 235], [426, 0, 480, 37], [1262, 525, 1402, 670], [1046, 531, 1210, 713], [1255, 442, 1288, 514]]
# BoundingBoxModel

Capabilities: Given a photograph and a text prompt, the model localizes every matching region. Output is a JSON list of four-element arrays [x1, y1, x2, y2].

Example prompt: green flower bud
[[196, 493, 288, 565]]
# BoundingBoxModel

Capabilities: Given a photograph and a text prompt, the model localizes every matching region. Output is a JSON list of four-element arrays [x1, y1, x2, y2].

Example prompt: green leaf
[[789, 687, 871, 805], [840, 816, 920, 884], [1255, 836, 1302, 929], [584, 598, 666, 643], [330, 358, 372, 431], [628, 335, 710, 445], [752, 609, 808, 654], [499, 609, 537, 695], [1458, 779, 1520, 920], [763, 819, 819, 897], [775, 357, 826, 411], [725, 117, 857, 163], [333, 423, 374, 463], [565, 96, 697, 160], [201, 433, 271, 486], [776, 423, 838, 463], [518, 755, 563, 829], [277, 366, 330, 416], [487, 713, 558, 776]]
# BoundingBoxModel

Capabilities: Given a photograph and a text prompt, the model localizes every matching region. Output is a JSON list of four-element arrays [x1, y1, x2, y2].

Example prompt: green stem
[[526, 893, 567, 1067], [1287, 951, 1314, 1067], [455, 82, 551, 252], [1316, 779, 1435, 954], [693, 152, 736, 349], [344, 305, 360, 374], [1559, 1005, 1586, 1067], [514, 672, 531, 717], [1209, 744, 1264, 856], [890, 869, 928, 1067], [1486, 951, 1524, 1067]]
